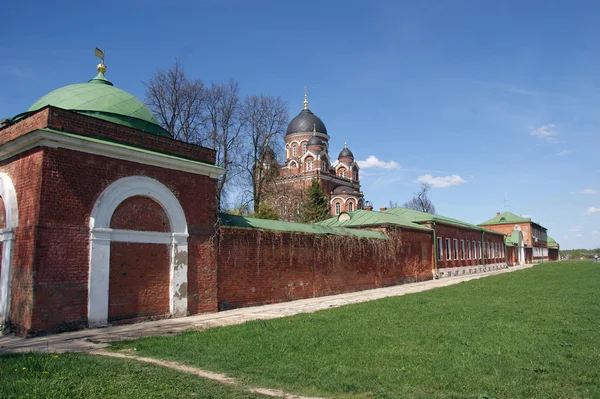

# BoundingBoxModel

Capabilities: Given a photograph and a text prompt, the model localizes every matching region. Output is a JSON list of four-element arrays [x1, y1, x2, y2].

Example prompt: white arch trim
[[88, 176, 189, 328], [0, 172, 18, 332]]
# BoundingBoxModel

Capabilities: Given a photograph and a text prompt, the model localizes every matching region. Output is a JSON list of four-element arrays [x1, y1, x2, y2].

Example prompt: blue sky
[[2, 0, 599, 249]]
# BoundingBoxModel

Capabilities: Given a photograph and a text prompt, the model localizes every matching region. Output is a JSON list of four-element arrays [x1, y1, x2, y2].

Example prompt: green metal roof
[[317, 210, 432, 232], [505, 230, 521, 246], [479, 211, 531, 226], [16, 71, 170, 138], [547, 236, 559, 247], [382, 207, 500, 233], [219, 213, 387, 239]]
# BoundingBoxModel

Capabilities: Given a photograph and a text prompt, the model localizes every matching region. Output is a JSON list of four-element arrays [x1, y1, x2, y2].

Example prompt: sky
[[1, 0, 600, 249]]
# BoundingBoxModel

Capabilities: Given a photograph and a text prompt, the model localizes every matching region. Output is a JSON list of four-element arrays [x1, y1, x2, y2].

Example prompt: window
[[460, 240, 465, 260], [335, 202, 341, 215], [321, 160, 327, 171], [353, 170, 357, 180], [437, 237, 443, 261], [348, 202, 354, 212], [477, 241, 481, 259], [453, 239, 459, 260], [445, 238, 451, 260], [472, 241, 476, 260], [306, 160, 313, 171], [467, 240, 471, 260], [292, 145, 297, 157], [338, 169, 346, 178], [302, 143, 307, 154]]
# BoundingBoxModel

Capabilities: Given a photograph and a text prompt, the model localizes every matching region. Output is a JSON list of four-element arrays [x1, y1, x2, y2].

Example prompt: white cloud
[[531, 124, 558, 143], [576, 234, 583, 237], [583, 189, 598, 195], [356, 156, 400, 170], [585, 207, 600, 215], [521, 214, 532, 219], [591, 231, 599, 235], [416, 174, 467, 188], [568, 226, 583, 232], [557, 149, 572, 156]]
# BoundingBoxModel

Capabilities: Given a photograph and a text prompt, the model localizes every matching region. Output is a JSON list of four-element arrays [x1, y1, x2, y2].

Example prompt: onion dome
[[20, 63, 170, 137], [338, 142, 354, 159], [286, 91, 327, 135]]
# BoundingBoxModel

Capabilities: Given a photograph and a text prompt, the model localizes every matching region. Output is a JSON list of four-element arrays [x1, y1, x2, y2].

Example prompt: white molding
[[330, 195, 358, 206], [0, 173, 18, 333], [88, 176, 189, 328], [286, 132, 330, 141], [0, 129, 224, 179]]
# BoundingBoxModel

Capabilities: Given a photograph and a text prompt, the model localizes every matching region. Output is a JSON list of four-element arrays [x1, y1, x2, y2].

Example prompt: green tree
[[298, 179, 329, 223], [251, 203, 279, 220]]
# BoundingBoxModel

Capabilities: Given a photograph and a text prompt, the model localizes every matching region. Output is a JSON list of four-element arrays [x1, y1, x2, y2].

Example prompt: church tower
[[266, 91, 364, 221]]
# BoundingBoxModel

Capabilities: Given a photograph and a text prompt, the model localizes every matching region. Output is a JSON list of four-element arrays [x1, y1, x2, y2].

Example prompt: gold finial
[[344, 141, 347, 148], [304, 86, 308, 110], [94, 47, 107, 73]]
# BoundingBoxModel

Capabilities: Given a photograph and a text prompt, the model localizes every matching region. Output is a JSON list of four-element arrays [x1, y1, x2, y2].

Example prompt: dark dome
[[338, 147, 354, 159], [307, 135, 323, 146], [286, 109, 327, 135]]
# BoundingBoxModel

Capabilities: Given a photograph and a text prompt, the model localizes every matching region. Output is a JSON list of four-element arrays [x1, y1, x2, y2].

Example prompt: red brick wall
[[110, 196, 170, 232], [216, 227, 432, 310], [483, 223, 532, 246], [108, 242, 170, 323], [0, 107, 216, 164], [19, 146, 217, 335], [0, 149, 44, 335], [435, 223, 506, 268], [0, 197, 6, 229], [506, 246, 518, 266]]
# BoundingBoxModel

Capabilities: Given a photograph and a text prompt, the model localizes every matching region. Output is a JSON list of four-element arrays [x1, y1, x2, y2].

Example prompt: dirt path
[[92, 350, 330, 399]]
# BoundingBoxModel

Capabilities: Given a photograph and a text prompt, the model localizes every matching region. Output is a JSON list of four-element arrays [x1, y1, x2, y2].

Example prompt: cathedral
[[264, 93, 364, 221]]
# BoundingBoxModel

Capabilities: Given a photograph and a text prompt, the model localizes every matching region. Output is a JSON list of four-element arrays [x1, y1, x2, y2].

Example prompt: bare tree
[[144, 60, 205, 143], [388, 200, 399, 209], [403, 183, 436, 214], [240, 95, 288, 212], [202, 80, 244, 210]]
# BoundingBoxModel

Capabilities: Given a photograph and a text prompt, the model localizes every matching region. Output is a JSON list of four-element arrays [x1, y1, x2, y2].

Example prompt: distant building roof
[[317, 209, 433, 232], [219, 213, 387, 239], [383, 207, 502, 234], [479, 211, 531, 226], [547, 236, 559, 247]]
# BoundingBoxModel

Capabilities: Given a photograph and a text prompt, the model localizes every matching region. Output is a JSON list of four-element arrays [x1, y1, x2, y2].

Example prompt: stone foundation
[[437, 262, 508, 278]]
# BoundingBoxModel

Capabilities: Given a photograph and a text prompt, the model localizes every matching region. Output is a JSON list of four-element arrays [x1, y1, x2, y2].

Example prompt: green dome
[[25, 71, 171, 137]]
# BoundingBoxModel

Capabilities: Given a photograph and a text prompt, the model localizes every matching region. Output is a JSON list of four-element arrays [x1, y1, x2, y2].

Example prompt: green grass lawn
[[0, 352, 271, 399], [110, 261, 600, 399]]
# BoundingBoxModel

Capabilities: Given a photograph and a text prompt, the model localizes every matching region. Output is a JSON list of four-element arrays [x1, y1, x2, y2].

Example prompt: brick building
[[319, 207, 508, 278], [479, 211, 552, 263], [264, 93, 364, 220], [0, 62, 224, 335]]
